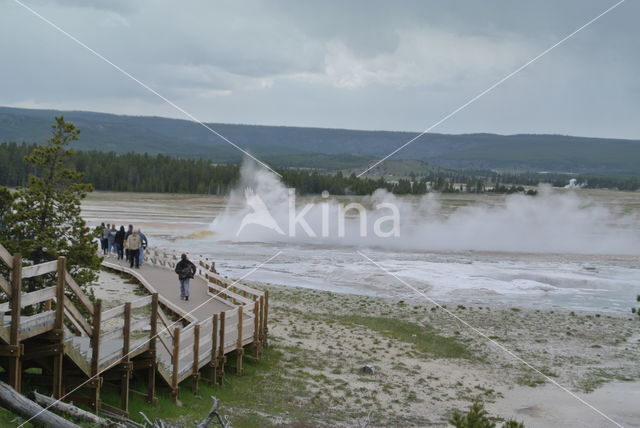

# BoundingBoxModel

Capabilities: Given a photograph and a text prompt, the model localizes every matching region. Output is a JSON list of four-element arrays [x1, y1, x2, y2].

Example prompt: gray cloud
[[0, 0, 638, 138]]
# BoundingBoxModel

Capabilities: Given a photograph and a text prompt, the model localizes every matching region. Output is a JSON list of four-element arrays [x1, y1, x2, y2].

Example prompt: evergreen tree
[[0, 186, 13, 231], [0, 117, 101, 292]]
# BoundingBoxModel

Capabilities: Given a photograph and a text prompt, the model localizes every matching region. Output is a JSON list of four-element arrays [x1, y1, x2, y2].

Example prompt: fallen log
[[196, 396, 230, 428], [29, 390, 123, 427], [0, 381, 79, 428]]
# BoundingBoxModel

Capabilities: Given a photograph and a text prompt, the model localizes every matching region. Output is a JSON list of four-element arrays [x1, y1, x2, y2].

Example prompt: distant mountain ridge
[[1, 106, 639, 174]]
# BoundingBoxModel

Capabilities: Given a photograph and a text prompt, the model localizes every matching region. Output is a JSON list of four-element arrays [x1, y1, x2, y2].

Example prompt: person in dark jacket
[[115, 226, 126, 260], [174, 254, 196, 301]]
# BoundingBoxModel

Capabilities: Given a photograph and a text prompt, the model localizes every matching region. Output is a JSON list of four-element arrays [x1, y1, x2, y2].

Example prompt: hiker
[[174, 254, 196, 301], [99, 223, 109, 255], [124, 224, 134, 261], [138, 229, 148, 266], [126, 230, 142, 268], [115, 226, 126, 260], [108, 223, 117, 255]]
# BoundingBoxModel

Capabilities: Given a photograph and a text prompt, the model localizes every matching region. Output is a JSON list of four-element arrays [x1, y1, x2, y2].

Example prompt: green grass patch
[[99, 346, 347, 427], [336, 315, 472, 359]]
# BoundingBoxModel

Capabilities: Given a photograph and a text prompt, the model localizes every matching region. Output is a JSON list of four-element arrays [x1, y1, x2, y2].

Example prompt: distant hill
[[1, 106, 639, 174]]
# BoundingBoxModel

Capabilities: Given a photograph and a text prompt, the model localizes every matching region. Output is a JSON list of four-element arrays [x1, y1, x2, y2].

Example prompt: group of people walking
[[98, 223, 148, 269], [97, 223, 196, 301]]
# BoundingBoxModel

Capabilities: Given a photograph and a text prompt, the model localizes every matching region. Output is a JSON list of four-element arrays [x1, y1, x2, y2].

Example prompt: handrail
[[63, 296, 92, 336], [20, 286, 56, 308], [0, 245, 13, 268], [0, 276, 10, 295], [64, 272, 94, 314], [131, 295, 153, 309], [21, 260, 58, 279], [102, 304, 126, 321], [205, 281, 253, 304]]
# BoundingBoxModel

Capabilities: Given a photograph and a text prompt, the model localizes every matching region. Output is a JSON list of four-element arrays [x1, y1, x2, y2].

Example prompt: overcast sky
[[1, 0, 638, 139]]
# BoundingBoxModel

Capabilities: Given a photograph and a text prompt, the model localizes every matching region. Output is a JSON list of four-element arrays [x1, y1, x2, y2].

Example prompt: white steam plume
[[210, 160, 640, 255]]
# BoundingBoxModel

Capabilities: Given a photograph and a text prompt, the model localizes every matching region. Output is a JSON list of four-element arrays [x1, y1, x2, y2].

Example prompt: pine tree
[[0, 117, 101, 293]]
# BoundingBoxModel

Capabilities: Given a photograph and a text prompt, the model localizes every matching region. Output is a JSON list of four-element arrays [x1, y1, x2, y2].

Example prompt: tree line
[[1, 141, 639, 195]]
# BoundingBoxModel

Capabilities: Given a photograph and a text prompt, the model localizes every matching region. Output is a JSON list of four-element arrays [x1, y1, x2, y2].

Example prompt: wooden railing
[[0, 245, 97, 400], [0, 242, 269, 413], [145, 249, 269, 388]]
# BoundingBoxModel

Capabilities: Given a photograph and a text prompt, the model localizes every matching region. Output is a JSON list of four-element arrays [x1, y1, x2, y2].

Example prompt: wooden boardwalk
[[0, 244, 268, 418], [104, 258, 234, 321]]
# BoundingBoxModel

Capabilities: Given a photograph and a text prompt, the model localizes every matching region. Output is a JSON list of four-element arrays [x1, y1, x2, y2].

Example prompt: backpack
[[177, 263, 194, 279]]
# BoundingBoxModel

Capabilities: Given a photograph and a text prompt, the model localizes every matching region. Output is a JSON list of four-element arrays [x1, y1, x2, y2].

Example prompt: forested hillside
[[2, 106, 640, 174], [1, 142, 639, 194]]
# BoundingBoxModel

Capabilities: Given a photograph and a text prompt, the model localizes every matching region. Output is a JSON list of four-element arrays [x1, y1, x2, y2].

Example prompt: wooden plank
[[64, 296, 92, 336], [55, 258, 65, 329], [20, 286, 56, 308], [90, 300, 102, 412], [130, 295, 152, 309], [157, 309, 175, 339], [158, 295, 197, 324], [121, 302, 131, 414], [210, 273, 264, 297], [237, 306, 244, 349], [253, 298, 260, 343], [149, 293, 158, 352], [192, 324, 200, 393], [0, 244, 13, 268], [211, 314, 218, 362], [53, 257, 65, 399], [63, 308, 88, 337], [99, 328, 123, 343], [218, 312, 226, 359], [206, 281, 252, 304], [65, 272, 94, 314], [171, 327, 181, 400], [0, 344, 21, 357], [158, 332, 173, 355], [147, 293, 158, 405], [21, 260, 58, 279], [9, 253, 22, 391], [129, 318, 149, 332], [0, 276, 10, 296], [101, 304, 125, 321], [264, 290, 269, 344]]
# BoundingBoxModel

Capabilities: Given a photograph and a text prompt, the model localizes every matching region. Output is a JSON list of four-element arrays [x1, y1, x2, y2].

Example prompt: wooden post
[[263, 290, 269, 347], [192, 324, 200, 393], [209, 314, 218, 385], [236, 306, 244, 375], [171, 327, 181, 403], [147, 293, 158, 405], [120, 302, 131, 414], [252, 298, 261, 358], [218, 312, 226, 385], [9, 253, 22, 392], [90, 300, 102, 412], [258, 295, 265, 343], [52, 257, 66, 399]]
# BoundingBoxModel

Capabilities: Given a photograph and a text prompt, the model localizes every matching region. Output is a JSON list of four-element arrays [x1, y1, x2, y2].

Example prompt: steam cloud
[[210, 161, 640, 255]]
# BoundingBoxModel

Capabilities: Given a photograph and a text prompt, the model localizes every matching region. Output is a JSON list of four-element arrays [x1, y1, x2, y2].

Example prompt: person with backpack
[[174, 254, 196, 301], [115, 226, 126, 260]]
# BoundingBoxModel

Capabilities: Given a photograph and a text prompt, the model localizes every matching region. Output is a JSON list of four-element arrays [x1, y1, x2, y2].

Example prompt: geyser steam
[[210, 161, 640, 255]]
